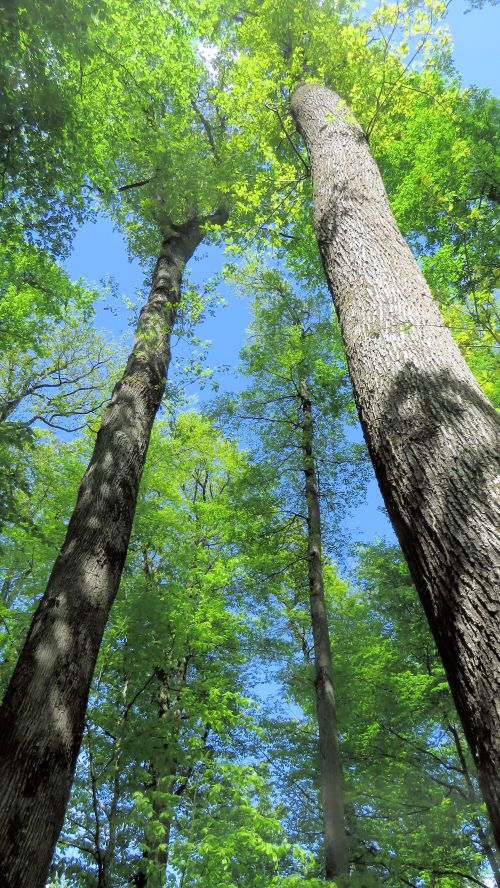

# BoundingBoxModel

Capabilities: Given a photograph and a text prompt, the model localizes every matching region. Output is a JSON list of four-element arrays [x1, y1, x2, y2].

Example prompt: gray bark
[[291, 82, 500, 846], [300, 378, 348, 878], [0, 210, 226, 888]]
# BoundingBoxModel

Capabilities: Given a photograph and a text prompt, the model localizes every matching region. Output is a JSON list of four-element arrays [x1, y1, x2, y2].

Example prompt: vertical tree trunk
[[0, 209, 226, 888], [133, 656, 197, 887], [300, 378, 348, 879], [133, 781, 172, 888], [447, 722, 500, 886], [142, 657, 191, 888], [291, 82, 500, 845]]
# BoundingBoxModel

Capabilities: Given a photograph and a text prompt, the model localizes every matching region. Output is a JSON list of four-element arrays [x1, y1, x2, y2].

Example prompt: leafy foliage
[[1, 0, 499, 884]]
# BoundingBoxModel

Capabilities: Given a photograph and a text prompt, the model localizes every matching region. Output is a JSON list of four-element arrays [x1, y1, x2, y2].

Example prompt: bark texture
[[0, 210, 226, 888], [300, 379, 348, 878], [291, 82, 500, 845]]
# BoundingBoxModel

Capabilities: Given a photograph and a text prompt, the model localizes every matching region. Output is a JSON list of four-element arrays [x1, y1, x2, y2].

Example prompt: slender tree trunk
[[138, 777, 173, 888], [132, 781, 172, 888], [291, 82, 500, 844], [100, 722, 125, 888], [479, 824, 500, 886], [300, 378, 348, 879], [0, 209, 227, 888], [133, 655, 196, 887], [447, 722, 500, 886], [142, 657, 191, 888]]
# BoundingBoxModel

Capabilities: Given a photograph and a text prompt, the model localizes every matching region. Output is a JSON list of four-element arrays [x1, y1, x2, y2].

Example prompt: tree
[[290, 81, 500, 846], [215, 262, 498, 882], [0, 259, 117, 527], [0, 0, 238, 879], [2, 0, 499, 877], [300, 375, 347, 879], [0, 0, 107, 255], [0, 236, 114, 526], [0, 210, 227, 888], [218, 265, 368, 876], [47, 414, 311, 887]]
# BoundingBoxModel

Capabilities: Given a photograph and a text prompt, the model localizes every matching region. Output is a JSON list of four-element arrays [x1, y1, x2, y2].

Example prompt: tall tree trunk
[[132, 779, 172, 888], [132, 655, 198, 887], [447, 722, 500, 886], [137, 777, 173, 888], [291, 82, 500, 845], [300, 378, 348, 879], [142, 656, 191, 888], [0, 209, 227, 888]]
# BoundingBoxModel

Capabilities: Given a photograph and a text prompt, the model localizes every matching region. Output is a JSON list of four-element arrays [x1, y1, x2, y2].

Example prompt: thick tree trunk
[[0, 210, 226, 888], [300, 379, 348, 879], [291, 82, 500, 845]]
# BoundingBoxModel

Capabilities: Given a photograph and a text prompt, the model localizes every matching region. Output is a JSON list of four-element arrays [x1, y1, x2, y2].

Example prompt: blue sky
[[445, 0, 499, 90], [64, 1, 499, 554]]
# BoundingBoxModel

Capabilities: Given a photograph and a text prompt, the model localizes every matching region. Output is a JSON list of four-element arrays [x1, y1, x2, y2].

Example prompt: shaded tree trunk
[[132, 656, 206, 887], [300, 378, 348, 879], [140, 656, 191, 888], [291, 82, 500, 845], [0, 209, 227, 888], [447, 722, 500, 886], [133, 774, 173, 888]]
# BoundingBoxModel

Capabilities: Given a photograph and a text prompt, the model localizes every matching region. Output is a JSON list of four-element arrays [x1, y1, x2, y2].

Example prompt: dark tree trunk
[[132, 655, 199, 887], [291, 82, 500, 845], [0, 210, 226, 888], [137, 662, 189, 888], [135, 779, 172, 888], [132, 794, 172, 888], [448, 722, 500, 885], [300, 379, 348, 879]]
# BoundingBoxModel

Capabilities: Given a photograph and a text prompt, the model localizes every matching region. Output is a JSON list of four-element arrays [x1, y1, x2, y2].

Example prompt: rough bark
[[291, 82, 500, 846], [300, 378, 348, 878], [0, 209, 227, 888]]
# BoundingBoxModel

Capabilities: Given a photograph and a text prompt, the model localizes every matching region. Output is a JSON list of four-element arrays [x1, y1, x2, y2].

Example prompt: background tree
[[47, 414, 313, 888], [217, 263, 368, 876], [209, 261, 499, 885]]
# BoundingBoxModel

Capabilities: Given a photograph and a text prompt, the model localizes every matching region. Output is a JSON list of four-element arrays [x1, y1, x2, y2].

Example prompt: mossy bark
[[0, 210, 227, 888]]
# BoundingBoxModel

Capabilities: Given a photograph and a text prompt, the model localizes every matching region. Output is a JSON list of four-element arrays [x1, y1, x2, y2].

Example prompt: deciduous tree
[[290, 80, 500, 845]]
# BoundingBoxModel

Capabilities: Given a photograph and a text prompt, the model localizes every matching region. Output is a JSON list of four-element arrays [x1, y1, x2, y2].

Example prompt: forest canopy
[[0, 0, 499, 887]]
